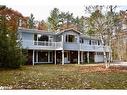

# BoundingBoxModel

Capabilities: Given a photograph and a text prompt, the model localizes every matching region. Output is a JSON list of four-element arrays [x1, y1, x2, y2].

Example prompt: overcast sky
[[1, 0, 127, 21]]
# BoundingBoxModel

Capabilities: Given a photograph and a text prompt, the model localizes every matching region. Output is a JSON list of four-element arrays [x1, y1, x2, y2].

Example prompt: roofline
[[18, 27, 100, 40], [57, 28, 83, 35], [18, 27, 56, 34]]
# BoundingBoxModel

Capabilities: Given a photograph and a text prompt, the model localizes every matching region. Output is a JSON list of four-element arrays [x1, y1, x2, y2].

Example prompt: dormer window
[[66, 35, 75, 42]]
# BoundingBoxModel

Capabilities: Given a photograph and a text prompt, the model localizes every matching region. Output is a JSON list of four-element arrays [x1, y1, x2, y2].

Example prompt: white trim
[[62, 50, 64, 65], [78, 51, 80, 64], [36, 51, 38, 63], [81, 51, 83, 63], [55, 50, 56, 65], [48, 51, 50, 63], [87, 52, 89, 63], [33, 50, 35, 66]]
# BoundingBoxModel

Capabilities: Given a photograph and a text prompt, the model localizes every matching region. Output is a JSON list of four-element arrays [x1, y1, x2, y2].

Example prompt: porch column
[[54, 50, 56, 65], [48, 51, 50, 63], [81, 51, 83, 63], [61, 35, 64, 42], [61, 35, 64, 49], [87, 52, 89, 63], [36, 51, 38, 63], [62, 50, 64, 65], [78, 51, 80, 64], [33, 50, 35, 66]]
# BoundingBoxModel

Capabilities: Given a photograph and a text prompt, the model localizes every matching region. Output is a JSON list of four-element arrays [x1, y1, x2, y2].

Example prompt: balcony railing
[[34, 41, 62, 48], [22, 40, 63, 50], [21, 40, 111, 52], [80, 44, 111, 52]]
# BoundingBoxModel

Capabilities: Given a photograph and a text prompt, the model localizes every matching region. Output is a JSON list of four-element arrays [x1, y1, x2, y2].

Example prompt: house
[[18, 27, 111, 65]]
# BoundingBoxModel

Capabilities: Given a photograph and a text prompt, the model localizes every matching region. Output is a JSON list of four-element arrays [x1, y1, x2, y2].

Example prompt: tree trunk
[[100, 36, 109, 68]]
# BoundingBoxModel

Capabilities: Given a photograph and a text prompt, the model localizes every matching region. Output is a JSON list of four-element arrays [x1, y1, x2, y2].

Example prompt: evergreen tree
[[48, 8, 60, 31], [28, 13, 35, 29], [0, 6, 26, 68]]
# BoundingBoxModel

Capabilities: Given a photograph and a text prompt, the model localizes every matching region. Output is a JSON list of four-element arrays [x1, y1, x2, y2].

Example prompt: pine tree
[[28, 13, 35, 29], [0, 6, 26, 68]]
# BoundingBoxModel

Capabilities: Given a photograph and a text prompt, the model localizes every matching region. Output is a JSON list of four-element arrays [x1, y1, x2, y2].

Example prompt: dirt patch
[[62, 64, 127, 73]]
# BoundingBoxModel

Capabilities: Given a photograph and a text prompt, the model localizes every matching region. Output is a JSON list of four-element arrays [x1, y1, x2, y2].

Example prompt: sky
[[1, 0, 127, 21]]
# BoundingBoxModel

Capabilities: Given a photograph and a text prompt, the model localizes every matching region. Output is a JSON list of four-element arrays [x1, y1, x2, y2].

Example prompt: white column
[[61, 35, 64, 42], [81, 51, 83, 63], [37, 51, 38, 62], [87, 52, 89, 63], [62, 50, 64, 65], [37, 34, 38, 45], [36, 51, 38, 63], [78, 51, 80, 64], [54, 50, 56, 65], [33, 50, 35, 66], [67, 51, 68, 63], [48, 51, 50, 63], [61, 35, 64, 49]]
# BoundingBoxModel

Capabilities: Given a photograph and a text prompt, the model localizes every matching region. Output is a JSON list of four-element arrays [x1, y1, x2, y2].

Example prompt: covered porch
[[27, 50, 97, 65]]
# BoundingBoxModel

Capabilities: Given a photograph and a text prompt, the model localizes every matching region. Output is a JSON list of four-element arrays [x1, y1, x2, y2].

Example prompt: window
[[89, 40, 91, 45], [34, 34, 37, 41], [66, 35, 75, 42], [38, 51, 48, 62], [80, 38, 84, 43], [38, 35, 48, 41], [50, 52, 53, 62], [98, 40, 100, 45]]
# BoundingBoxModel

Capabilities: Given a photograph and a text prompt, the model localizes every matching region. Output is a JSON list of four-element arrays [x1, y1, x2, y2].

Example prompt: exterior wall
[[62, 30, 79, 43], [62, 30, 80, 50], [94, 52, 104, 62], [21, 32, 34, 48]]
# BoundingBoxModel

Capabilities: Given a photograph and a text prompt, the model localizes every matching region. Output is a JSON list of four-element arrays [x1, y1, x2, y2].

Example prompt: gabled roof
[[18, 27, 100, 40], [56, 28, 83, 35], [18, 27, 83, 35]]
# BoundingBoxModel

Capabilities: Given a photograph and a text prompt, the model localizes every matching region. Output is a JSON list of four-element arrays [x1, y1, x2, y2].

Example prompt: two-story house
[[18, 27, 111, 65]]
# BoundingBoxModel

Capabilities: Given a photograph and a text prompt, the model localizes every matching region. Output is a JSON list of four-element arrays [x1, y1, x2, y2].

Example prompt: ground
[[0, 64, 127, 89]]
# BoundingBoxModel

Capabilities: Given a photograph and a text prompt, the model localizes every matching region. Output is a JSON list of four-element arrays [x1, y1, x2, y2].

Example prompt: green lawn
[[0, 64, 127, 89]]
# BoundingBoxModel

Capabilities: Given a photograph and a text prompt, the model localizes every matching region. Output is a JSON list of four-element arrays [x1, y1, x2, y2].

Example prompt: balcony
[[21, 40, 111, 52], [21, 40, 63, 50], [63, 42, 111, 52], [80, 44, 111, 52]]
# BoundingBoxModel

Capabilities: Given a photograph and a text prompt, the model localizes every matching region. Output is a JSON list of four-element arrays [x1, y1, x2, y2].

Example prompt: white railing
[[80, 44, 111, 52], [34, 41, 63, 49], [21, 40, 111, 52], [63, 42, 111, 52], [21, 40, 63, 50]]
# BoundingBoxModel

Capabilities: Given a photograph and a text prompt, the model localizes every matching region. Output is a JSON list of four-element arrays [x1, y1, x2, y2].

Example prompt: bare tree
[[85, 5, 117, 68]]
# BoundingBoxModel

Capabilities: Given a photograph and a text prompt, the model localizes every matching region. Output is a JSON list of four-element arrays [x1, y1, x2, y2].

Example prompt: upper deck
[[18, 28, 111, 52]]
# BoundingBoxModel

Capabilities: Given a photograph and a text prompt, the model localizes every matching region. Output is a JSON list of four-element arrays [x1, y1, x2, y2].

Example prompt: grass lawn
[[0, 64, 127, 89]]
